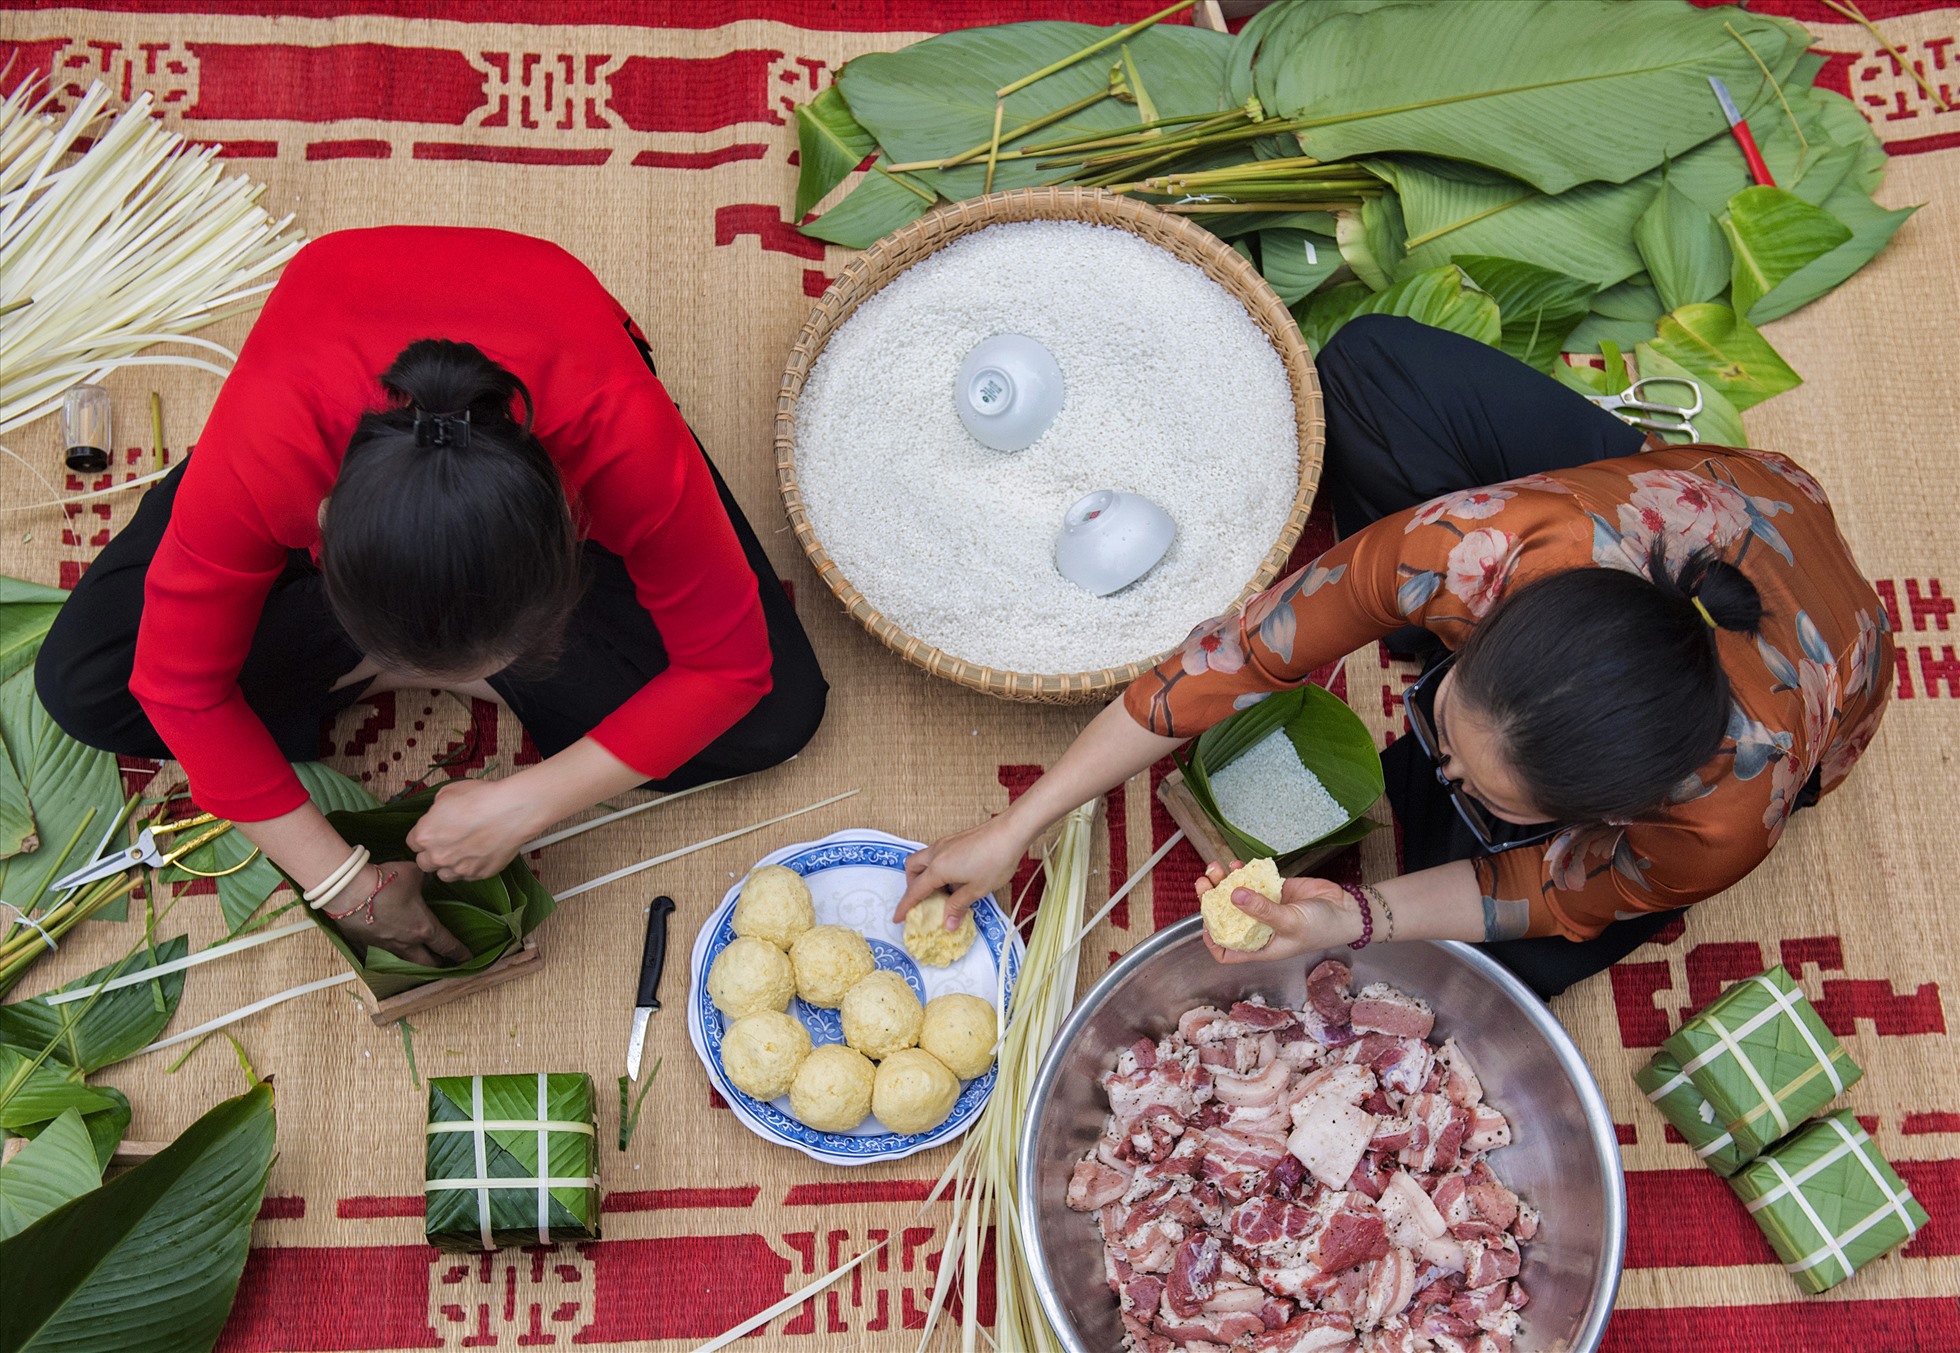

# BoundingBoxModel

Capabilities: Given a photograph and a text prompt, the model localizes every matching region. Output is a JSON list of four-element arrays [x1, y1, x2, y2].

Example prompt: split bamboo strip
[[133, 972, 359, 1056], [552, 789, 861, 901], [912, 800, 1101, 1352], [44, 920, 313, 1005]]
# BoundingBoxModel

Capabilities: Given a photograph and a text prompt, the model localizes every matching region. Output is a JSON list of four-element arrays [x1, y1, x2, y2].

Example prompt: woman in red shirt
[[897, 315, 1889, 999], [37, 227, 827, 962]]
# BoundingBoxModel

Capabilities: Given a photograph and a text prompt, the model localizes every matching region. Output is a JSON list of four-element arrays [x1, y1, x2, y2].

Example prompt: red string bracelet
[[324, 866, 396, 925]]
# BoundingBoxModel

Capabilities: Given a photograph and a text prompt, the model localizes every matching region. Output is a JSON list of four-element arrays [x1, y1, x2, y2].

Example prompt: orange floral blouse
[[1123, 445, 1893, 942]]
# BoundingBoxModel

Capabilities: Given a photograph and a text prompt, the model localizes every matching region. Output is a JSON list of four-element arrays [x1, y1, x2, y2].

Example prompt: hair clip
[[413, 407, 471, 450]]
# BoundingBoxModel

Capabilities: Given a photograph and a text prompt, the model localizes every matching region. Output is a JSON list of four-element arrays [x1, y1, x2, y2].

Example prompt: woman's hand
[[405, 778, 543, 882], [1195, 860, 1365, 965], [894, 814, 1037, 931], [324, 862, 472, 968]]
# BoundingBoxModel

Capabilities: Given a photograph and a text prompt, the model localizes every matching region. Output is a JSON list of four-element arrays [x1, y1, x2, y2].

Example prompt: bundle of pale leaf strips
[[795, 0, 1914, 443]]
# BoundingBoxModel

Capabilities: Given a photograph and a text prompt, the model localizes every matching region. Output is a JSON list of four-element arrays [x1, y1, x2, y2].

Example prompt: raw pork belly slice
[[1067, 962, 1537, 1351]]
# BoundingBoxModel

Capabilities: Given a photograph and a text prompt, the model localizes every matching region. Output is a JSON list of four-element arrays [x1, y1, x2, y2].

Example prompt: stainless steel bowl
[[1018, 918, 1625, 1352]]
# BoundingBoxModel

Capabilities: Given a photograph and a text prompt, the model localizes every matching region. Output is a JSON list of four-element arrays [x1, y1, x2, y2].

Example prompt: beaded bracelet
[[1339, 881, 1395, 949]]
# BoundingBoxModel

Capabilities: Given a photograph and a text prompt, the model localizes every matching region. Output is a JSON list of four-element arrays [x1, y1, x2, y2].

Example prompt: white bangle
[[305, 845, 370, 909]]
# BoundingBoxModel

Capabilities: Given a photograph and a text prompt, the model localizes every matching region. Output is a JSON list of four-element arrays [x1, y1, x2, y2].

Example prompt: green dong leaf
[[1635, 172, 1732, 313], [0, 934, 189, 1073], [799, 165, 933, 250], [1722, 185, 1853, 318], [1349, 265, 1501, 347], [0, 1110, 100, 1241], [0, 669, 126, 920], [0, 1081, 274, 1353], [1747, 187, 1917, 324], [1273, 0, 1807, 194], [1256, 228, 1341, 305], [1454, 254, 1594, 372], [0, 576, 66, 687], [834, 20, 1229, 202], [1648, 303, 1800, 412], [794, 84, 877, 220]]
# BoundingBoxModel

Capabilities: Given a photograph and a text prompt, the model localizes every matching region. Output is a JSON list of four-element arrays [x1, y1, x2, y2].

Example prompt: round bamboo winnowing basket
[[776, 187, 1325, 704]]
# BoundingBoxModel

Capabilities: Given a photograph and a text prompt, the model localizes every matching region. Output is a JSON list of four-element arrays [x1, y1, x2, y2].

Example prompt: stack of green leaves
[[304, 791, 557, 1000], [1174, 681, 1382, 872], [1661, 964, 1863, 1160], [424, 1072, 599, 1252], [0, 937, 189, 1168], [1729, 1109, 1929, 1294], [792, 0, 1915, 435], [0, 1083, 275, 1353]]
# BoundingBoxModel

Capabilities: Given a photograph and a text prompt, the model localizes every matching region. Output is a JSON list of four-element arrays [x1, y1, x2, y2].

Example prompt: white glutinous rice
[[1209, 729, 1348, 851], [793, 221, 1298, 675]]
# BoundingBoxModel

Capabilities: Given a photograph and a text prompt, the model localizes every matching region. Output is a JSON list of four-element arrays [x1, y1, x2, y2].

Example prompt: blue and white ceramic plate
[[686, 828, 1022, 1165]]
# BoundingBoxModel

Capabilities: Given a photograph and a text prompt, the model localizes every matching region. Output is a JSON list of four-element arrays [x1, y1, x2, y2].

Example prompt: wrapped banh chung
[[1635, 1048, 1752, 1177], [1730, 1110, 1928, 1293], [1661, 966, 1863, 1161], [425, 1073, 600, 1251]]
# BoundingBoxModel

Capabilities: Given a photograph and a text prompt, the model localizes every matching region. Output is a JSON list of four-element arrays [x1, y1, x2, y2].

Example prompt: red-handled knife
[[1709, 76, 1775, 188]]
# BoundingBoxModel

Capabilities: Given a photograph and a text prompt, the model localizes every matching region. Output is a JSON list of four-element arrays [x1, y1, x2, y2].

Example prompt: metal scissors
[[46, 812, 229, 893], [1584, 376, 1703, 443]]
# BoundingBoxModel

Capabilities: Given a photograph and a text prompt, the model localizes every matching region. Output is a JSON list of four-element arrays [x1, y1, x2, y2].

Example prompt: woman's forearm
[[1000, 700, 1184, 841], [232, 802, 358, 891], [1371, 859, 1529, 943], [511, 736, 649, 832]]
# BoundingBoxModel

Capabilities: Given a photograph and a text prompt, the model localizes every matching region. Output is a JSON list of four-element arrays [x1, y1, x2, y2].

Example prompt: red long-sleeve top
[[130, 227, 773, 822]]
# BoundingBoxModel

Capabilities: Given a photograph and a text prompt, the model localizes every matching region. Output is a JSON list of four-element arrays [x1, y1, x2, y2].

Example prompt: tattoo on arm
[[1481, 895, 1530, 943]]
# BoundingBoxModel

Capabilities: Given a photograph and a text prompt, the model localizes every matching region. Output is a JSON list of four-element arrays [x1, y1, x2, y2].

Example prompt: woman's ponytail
[[322, 338, 580, 679], [380, 338, 534, 441], [1646, 539, 1765, 635]]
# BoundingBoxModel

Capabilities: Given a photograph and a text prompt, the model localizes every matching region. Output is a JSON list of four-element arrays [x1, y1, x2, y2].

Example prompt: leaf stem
[[982, 99, 1005, 195], [995, 0, 1196, 99], [1723, 22, 1807, 160], [1814, 0, 1955, 113]]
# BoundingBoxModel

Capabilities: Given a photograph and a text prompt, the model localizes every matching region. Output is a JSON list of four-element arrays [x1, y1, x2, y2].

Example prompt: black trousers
[[1315, 314, 1670, 1000], [37, 399, 826, 795]]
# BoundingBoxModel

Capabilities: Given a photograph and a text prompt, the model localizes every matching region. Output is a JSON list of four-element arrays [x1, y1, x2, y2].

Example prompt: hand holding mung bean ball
[[902, 892, 978, 965]]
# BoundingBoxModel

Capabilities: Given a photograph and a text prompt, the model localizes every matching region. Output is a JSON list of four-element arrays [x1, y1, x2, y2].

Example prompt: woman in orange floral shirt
[[898, 316, 1891, 998]]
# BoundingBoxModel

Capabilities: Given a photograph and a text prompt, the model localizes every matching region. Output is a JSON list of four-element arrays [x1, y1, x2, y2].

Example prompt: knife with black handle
[[625, 895, 676, 1082]]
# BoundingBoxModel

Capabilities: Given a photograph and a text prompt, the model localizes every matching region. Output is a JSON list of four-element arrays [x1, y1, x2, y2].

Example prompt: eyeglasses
[[1402, 653, 1566, 854]]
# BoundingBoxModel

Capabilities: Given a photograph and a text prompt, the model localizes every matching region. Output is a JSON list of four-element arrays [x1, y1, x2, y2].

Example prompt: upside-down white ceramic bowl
[[1017, 917, 1625, 1352]]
